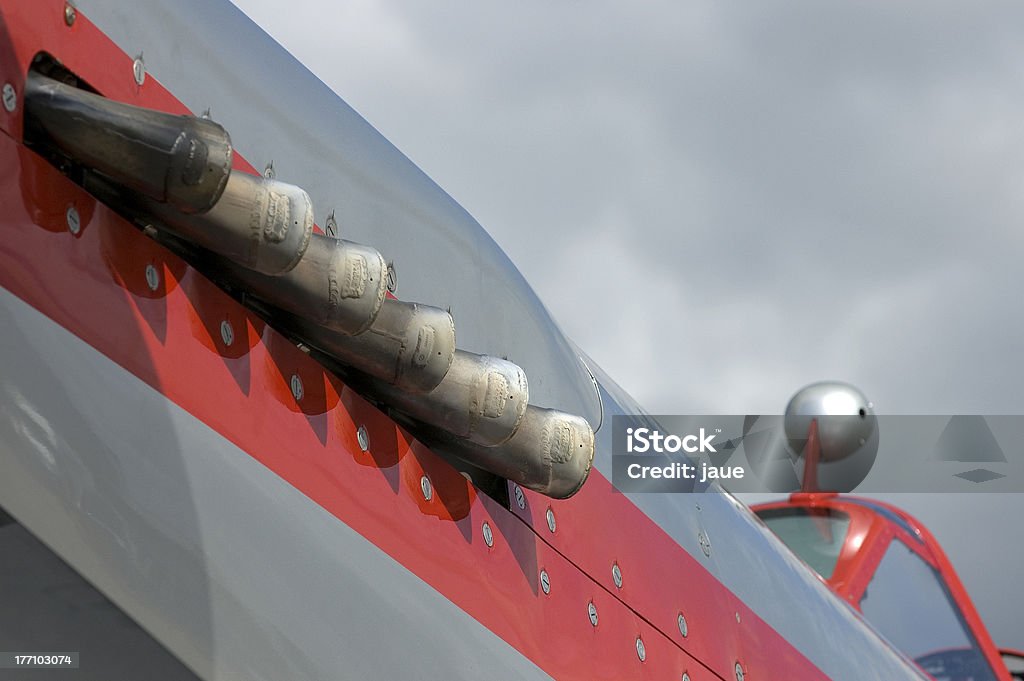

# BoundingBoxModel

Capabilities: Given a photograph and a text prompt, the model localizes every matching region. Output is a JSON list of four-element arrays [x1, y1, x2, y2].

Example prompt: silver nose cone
[[784, 381, 876, 463]]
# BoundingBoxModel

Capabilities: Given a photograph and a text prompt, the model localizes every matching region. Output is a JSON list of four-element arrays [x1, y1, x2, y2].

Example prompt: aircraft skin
[[0, 1, 979, 679]]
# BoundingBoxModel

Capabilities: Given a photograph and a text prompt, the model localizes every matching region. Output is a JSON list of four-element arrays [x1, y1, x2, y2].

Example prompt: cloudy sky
[[232, 0, 1024, 652]]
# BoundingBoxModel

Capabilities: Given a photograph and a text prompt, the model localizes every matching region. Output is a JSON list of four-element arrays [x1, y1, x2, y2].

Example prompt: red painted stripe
[[0, 3, 830, 679]]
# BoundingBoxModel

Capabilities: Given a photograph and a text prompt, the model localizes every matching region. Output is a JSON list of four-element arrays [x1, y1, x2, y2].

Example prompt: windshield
[[859, 539, 998, 681], [756, 507, 850, 579]]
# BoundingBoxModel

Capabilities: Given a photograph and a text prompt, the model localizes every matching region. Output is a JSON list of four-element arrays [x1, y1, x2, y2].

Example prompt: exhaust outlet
[[229, 233, 387, 335], [285, 298, 456, 393], [372, 350, 529, 447], [24, 71, 232, 214]]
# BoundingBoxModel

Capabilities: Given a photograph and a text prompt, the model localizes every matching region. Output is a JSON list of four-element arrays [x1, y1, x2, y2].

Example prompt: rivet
[[325, 210, 338, 238], [677, 612, 688, 638], [263, 161, 275, 179], [612, 562, 623, 589], [290, 374, 303, 402], [2, 83, 16, 112], [735, 662, 744, 681], [698, 530, 711, 558], [132, 55, 145, 86], [539, 569, 550, 594], [63, 3, 76, 26], [545, 507, 557, 533], [386, 262, 397, 293], [65, 205, 80, 235], [735, 612, 741, 624], [144, 263, 159, 291], [513, 484, 526, 510], [482, 522, 493, 547], [635, 637, 646, 662], [588, 601, 598, 627], [420, 475, 432, 501], [219, 320, 234, 346], [356, 424, 369, 452]]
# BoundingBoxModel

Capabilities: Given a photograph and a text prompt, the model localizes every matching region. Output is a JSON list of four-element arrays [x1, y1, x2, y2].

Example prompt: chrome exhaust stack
[[229, 233, 388, 335], [23, 70, 594, 499], [372, 350, 529, 447], [25, 72, 313, 275], [24, 71, 232, 214], [142, 171, 313, 275], [286, 298, 456, 393], [433, 405, 594, 499]]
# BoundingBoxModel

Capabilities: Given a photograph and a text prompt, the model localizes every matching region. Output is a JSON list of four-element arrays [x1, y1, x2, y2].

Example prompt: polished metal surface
[[784, 381, 877, 463]]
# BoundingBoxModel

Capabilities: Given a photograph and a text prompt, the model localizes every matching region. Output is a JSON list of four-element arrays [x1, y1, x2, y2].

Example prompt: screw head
[[144, 263, 160, 291], [325, 211, 338, 238], [63, 3, 76, 26], [219, 320, 234, 346], [588, 601, 598, 627], [65, 205, 81, 235], [132, 56, 145, 86], [482, 522, 494, 547], [735, 662, 744, 681], [539, 569, 550, 594], [356, 424, 369, 451], [513, 484, 526, 510], [545, 507, 557, 533], [263, 161, 275, 179], [683, 674, 691, 681], [612, 562, 623, 589], [677, 612, 688, 638], [698, 530, 711, 558], [289, 374, 303, 401], [386, 262, 397, 294], [420, 475, 433, 501], [735, 612, 741, 624], [635, 637, 646, 662], [2, 83, 16, 112]]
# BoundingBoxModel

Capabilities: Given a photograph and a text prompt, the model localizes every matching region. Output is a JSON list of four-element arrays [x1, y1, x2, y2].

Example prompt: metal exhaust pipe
[[228, 233, 388, 335], [423, 405, 594, 499], [142, 172, 313, 275], [283, 298, 456, 393], [24, 71, 232, 214], [372, 350, 529, 447]]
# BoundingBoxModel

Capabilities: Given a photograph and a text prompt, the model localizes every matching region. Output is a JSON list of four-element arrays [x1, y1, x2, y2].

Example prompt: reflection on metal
[[612, 562, 623, 589], [677, 613, 688, 638], [356, 425, 369, 452], [539, 569, 550, 595], [63, 4, 75, 26], [420, 476, 432, 501], [545, 507, 556, 533], [735, 662, 744, 681], [289, 374, 303, 402], [587, 601, 598, 627], [635, 637, 646, 662]]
